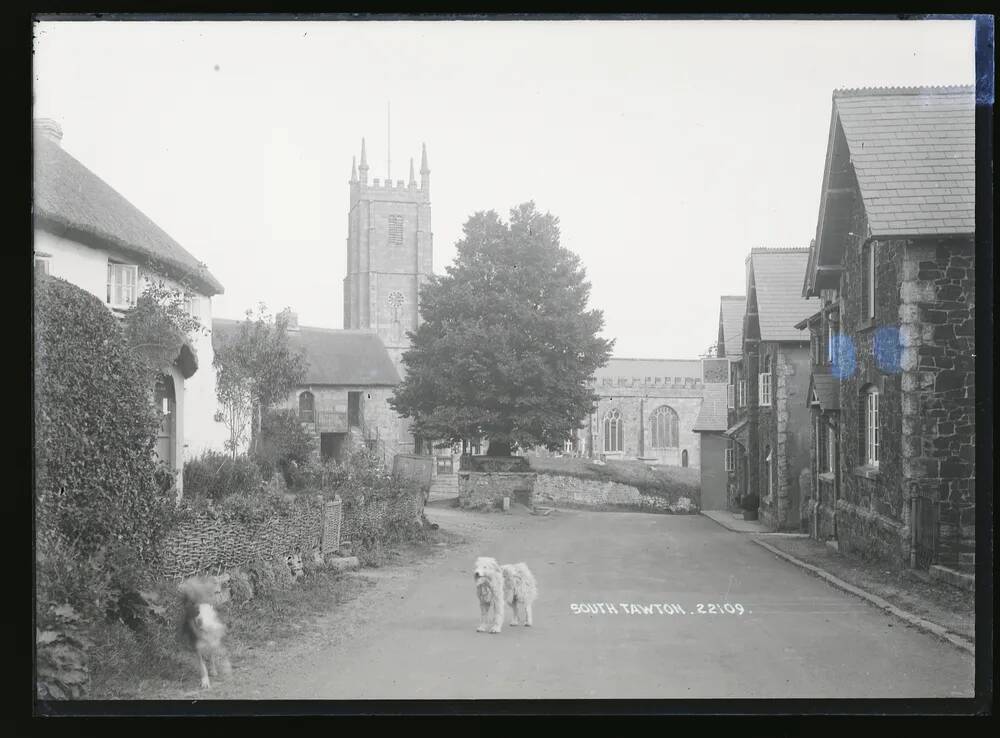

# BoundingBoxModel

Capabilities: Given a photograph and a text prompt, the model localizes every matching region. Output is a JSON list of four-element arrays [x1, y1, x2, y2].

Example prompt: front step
[[428, 473, 459, 501]]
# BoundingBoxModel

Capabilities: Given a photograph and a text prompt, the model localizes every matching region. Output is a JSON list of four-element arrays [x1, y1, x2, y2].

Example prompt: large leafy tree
[[390, 202, 613, 456], [213, 304, 306, 457]]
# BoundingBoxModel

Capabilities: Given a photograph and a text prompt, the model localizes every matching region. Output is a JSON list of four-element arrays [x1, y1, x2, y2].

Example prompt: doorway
[[321, 432, 347, 462], [154, 375, 176, 468]]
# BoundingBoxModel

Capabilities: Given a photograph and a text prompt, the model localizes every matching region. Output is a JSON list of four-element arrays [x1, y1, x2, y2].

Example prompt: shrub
[[182, 451, 264, 502], [257, 409, 315, 484], [34, 277, 175, 619]]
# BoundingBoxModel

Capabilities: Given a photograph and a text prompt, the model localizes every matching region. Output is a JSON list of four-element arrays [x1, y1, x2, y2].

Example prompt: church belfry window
[[388, 215, 404, 245]]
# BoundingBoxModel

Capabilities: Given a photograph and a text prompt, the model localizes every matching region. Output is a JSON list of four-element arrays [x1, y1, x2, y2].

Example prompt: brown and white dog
[[178, 574, 232, 689], [473, 556, 538, 633]]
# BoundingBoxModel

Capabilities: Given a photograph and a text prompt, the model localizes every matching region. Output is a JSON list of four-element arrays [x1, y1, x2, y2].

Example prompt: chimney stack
[[34, 118, 63, 145]]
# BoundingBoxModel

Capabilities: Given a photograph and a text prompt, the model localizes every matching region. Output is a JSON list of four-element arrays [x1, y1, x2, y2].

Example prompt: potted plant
[[741, 493, 760, 521]]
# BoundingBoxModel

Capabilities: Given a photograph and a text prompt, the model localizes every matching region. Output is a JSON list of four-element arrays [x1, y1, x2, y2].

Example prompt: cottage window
[[758, 354, 772, 407], [649, 405, 679, 449], [388, 215, 404, 245], [184, 295, 200, 319], [106, 262, 138, 309], [34, 254, 51, 277], [738, 379, 747, 408], [603, 409, 624, 453], [299, 391, 315, 423], [863, 385, 879, 467], [727, 384, 735, 409]]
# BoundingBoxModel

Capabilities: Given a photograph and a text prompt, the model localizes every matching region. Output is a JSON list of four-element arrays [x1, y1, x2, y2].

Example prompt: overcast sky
[[33, 19, 975, 359]]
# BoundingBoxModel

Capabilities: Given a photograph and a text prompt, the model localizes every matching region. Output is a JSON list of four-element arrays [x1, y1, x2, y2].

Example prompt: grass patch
[[527, 456, 699, 498]]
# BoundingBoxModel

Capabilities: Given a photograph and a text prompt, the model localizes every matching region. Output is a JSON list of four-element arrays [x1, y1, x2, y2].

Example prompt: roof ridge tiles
[[833, 84, 973, 97]]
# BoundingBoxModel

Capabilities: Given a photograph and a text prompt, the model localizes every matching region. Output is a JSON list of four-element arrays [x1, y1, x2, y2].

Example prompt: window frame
[[725, 443, 735, 472], [649, 405, 679, 449], [298, 390, 315, 424], [758, 354, 772, 407], [827, 418, 836, 474], [864, 386, 880, 467], [34, 254, 52, 277], [106, 261, 139, 309], [603, 408, 624, 454]]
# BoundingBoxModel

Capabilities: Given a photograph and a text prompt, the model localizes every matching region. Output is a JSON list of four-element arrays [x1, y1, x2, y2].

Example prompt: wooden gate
[[912, 496, 937, 569]]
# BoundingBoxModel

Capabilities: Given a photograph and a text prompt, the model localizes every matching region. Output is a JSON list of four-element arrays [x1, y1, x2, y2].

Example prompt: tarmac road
[[190, 504, 974, 700]]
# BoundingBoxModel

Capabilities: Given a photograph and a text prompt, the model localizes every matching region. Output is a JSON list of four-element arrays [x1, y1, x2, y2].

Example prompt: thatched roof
[[33, 132, 224, 296]]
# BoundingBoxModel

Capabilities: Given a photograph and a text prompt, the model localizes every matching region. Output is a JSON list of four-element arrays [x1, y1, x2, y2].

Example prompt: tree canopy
[[213, 304, 306, 456], [389, 202, 613, 455]]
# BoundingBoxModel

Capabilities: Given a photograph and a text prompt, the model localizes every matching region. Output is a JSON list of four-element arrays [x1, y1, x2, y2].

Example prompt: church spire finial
[[351, 155, 358, 183], [420, 143, 430, 194], [408, 157, 416, 186], [359, 137, 369, 185]]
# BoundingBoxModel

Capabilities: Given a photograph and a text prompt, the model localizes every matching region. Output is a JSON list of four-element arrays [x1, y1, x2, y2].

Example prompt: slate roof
[[593, 357, 703, 384], [808, 372, 840, 411], [832, 86, 975, 237], [34, 132, 224, 296], [692, 383, 729, 432], [212, 319, 401, 386], [749, 248, 820, 342], [719, 296, 746, 358]]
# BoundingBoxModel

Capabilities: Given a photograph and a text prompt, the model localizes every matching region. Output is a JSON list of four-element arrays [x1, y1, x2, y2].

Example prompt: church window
[[604, 409, 624, 453], [650, 405, 679, 449], [388, 215, 404, 245]]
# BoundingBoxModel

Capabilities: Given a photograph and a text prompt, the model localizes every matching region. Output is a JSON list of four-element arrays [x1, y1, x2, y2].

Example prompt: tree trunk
[[486, 439, 512, 457]]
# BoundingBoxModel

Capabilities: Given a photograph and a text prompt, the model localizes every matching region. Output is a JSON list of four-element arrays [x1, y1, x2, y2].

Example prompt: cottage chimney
[[34, 118, 63, 145]]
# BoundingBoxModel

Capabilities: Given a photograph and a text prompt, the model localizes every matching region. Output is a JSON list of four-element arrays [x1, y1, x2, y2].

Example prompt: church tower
[[344, 138, 433, 373]]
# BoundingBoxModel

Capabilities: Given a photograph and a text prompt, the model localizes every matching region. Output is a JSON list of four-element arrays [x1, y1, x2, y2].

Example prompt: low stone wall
[[457, 471, 536, 510], [533, 474, 698, 514]]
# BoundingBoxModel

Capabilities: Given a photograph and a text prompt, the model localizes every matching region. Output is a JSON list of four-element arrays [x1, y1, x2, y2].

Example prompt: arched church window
[[650, 405, 679, 448], [604, 409, 624, 453]]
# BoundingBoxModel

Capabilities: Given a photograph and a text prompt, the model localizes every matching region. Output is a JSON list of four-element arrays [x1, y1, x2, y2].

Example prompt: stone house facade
[[212, 316, 403, 463], [799, 86, 975, 571], [33, 119, 227, 498], [728, 248, 819, 531], [585, 358, 704, 467]]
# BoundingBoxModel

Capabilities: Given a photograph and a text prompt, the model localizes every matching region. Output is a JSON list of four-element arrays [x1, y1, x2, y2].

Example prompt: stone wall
[[898, 239, 976, 568], [589, 385, 703, 467], [276, 385, 405, 460], [533, 474, 699, 514], [756, 342, 812, 532], [457, 471, 536, 511]]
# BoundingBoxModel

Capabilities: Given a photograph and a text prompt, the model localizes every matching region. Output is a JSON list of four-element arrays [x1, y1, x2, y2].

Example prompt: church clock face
[[387, 290, 405, 310]]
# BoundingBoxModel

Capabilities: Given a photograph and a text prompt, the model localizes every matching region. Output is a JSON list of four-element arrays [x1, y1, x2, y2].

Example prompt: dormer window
[[107, 261, 138, 309]]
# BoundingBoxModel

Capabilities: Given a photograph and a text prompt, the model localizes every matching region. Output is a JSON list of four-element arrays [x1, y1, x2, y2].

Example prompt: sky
[[32, 19, 976, 359]]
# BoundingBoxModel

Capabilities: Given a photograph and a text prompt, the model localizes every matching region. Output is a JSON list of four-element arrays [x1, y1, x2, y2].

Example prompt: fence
[[339, 487, 425, 547], [157, 497, 343, 581]]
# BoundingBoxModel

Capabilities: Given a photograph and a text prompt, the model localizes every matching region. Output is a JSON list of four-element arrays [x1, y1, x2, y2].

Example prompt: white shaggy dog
[[473, 556, 538, 633]]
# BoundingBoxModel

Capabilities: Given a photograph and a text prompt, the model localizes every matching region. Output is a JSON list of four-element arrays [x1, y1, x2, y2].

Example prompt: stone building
[[726, 248, 819, 531], [212, 315, 401, 463], [583, 358, 704, 467], [798, 86, 975, 572], [33, 118, 227, 498]]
